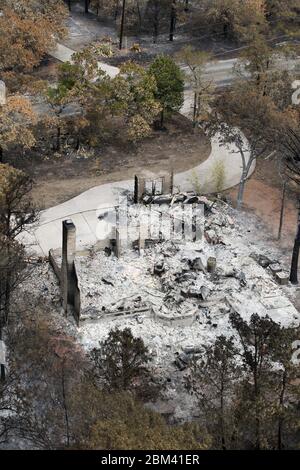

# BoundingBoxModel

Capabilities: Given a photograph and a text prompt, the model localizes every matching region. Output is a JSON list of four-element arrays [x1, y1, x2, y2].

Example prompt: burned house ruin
[[48, 175, 297, 335]]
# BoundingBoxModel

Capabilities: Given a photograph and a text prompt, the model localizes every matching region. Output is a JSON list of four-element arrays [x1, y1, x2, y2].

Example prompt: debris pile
[[73, 198, 299, 342], [18, 194, 300, 421]]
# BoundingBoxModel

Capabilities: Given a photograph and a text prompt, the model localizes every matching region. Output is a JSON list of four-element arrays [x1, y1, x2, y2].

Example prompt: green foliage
[[4, 317, 210, 450], [229, 312, 300, 449], [57, 62, 85, 90], [211, 160, 226, 192], [90, 327, 159, 400], [47, 84, 70, 107], [190, 170, 203, 194], [108, 61, 161, 141], [186, 335, 240, 449], [149, 55, 184, 120], [46, 63, 80, 107], [47, 61, 90, 107], [185, 314, 300, 450]]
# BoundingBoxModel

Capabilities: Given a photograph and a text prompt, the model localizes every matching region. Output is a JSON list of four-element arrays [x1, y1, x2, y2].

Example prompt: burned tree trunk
[[169, 1, 176, 41], [280, 129, 300, 283], [119, 0, 127, 49], [290, 200, 300, 284], [278, 181, 287, 240]]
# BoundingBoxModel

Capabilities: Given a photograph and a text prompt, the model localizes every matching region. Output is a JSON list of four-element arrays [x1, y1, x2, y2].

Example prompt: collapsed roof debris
[[19, 196, 300, 420], [67, 197, 299, 368]]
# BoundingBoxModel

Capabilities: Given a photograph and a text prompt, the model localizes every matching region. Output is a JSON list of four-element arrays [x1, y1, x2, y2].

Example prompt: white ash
[[18, 200, 300, 421]]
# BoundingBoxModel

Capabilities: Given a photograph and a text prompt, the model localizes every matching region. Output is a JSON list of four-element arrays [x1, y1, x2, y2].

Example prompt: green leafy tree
[[108, 61, 161, 142], [270, 326, 300, 449], [4, 315, 209, 450], [230, 312, 282, 449], [230, 312, 300, 449], [149, 55, 184, 128], [186, 335, 240, 450], [46, 62, 91, 151], [90, 327, 159, 400]]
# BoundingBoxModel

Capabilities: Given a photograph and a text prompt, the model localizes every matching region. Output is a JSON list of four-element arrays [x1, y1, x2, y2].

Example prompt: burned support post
[[162, 171, 174, 196], [115, 228, 125, 258], [61, 220, 76, 313], [193, 203, 203, 242], [134, 175, 146, 203], [278, 181, 287, 241], [134, 175, 139, 203]]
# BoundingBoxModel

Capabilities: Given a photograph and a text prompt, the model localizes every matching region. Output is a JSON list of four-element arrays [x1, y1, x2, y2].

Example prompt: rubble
[[204, 229, 218, 244], [141, 191, 212, 208], [257, 254, 273, 268], [189, 256, 206, 272], [269, 263, 283, 275], [184, 195, 199, 204], [275, 271, 290, 286], [71, 198, 298, 332], [154, 256, 166, 276], [151, 195, 173, 205], [174, 352, 192, 371], [19, 196, 300, 422], [238, 271, 247, 287]]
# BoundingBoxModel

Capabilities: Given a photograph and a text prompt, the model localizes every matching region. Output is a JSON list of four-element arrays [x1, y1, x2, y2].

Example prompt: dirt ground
[[7, 115, 210, 210], [226, 158, 300, 311], [227, 158, 298, 254]]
